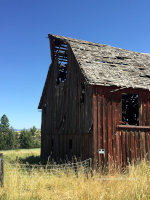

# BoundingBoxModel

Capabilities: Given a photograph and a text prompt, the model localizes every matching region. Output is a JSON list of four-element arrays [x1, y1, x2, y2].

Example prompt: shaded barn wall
[[93, 86, 150, 167], [41, 47, 93, 160]]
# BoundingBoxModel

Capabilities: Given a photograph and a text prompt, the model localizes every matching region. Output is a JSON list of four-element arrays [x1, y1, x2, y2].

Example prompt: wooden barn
[[38, 34, 150, 169]]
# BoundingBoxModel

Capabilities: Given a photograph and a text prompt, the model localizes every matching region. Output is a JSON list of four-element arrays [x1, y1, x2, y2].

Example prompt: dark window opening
[[57, 64, 67, 84], [69, 139, 72, 150], [52, 38, 68, 85], [80, 83, 85, 103], [122, 94, 139, 125]]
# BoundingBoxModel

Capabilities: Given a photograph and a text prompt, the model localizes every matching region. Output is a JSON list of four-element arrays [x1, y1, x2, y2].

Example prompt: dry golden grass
[[0, 149, 150, 200]]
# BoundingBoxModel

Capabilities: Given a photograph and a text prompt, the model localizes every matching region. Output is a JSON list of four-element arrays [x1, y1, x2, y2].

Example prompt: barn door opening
[[122, 94, 139, 125]]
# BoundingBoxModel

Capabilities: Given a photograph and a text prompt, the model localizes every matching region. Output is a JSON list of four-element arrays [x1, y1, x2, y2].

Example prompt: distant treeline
[[0, 114, 41, 150]]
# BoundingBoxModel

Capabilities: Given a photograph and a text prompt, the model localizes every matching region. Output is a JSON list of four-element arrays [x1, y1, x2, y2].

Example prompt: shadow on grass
[[18, 155, 78, 165], [18, 155, 48, 165]]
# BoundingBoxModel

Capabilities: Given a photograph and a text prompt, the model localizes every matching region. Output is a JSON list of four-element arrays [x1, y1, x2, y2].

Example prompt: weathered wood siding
[[115, 126, 150, 169], [93, 86, 150, 168], [41, 46, 93, 160]]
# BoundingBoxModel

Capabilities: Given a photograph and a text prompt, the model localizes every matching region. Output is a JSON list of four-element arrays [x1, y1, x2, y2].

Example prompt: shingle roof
[[49, 34, 150, 91]]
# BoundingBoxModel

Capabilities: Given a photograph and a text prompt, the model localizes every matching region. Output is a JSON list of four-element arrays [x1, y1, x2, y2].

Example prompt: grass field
[[0, 149, 150, 200], [0, 148, 41, 164]]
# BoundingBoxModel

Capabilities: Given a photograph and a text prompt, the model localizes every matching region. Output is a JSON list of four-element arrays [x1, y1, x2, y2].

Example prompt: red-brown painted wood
[[108, 99, 113, 169]]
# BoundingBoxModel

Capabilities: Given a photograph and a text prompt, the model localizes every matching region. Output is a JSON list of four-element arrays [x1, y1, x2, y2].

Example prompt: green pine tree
[[19, 129, 34, 149], [0, 114, 19, 150]]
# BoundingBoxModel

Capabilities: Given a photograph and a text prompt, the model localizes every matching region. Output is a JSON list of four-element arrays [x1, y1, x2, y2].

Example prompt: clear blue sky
[[0, 0, 150, 129]]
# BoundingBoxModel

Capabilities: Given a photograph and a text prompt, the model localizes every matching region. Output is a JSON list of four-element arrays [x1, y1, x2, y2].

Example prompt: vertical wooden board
[[61, 135, 64, 160], [141, 93, 147, 126], [58, 134, 61, 159], [137, 130, 140, 161], [100, 94, 104, 168], [112, 101, 116, 137], [113, 143, 116, 169], [98, 94, 104, 166], [128, 132, 131, 163], [140, 131, 145, 159], [122, 130, 126, 168], [86, 135, 89, 159], [139, 131, 143, 159], [142, 131, 146, 158], [97, 94, 102, 167], [59, 135, 62, 159], [63, 134, 66, 159], [130, 131, 133, 162], [89, 134, 93, 159], [130, 131, 135, 163], [88, 134, 90, 159], [126, 132, 130, 164], [134, 131, 138, 161], [102, 95, 107, 167], [84, 135, 88, 160], [78, 135, 81, 157], [75, 80, 78, 132], [139, 94, 143, 126], [145, 102, 149, 126], [62, 134, 65, 159], [147, 132, 150, 160], [115, 131, 119, 169], [56, 135, 59, 160], [79, 135, 82, 158], [53, 135, 56, 159], [93, 89, 98, 167], [114, 97, 119, 130], [105, 98, 108, 167], [145, 131, 147, 159], [68, 74, 71, 134], [85, 135, 88, 159], [137, 130, 140, 159], [148, 99, 150, 125], [75, 135, 78, 157], [82, 135, 85, 159], [48, 134, 51, 156], [81, 135, 84, 160], [118, 131, 122, 170], [108, 99, 113, 169], [74, 134, 77, 158], [78, 81, 81, 133], [112, 101, 117, 168], [114, 132, 118, 168], [79, 134, 82, 159], [145, 131, 148, 158]]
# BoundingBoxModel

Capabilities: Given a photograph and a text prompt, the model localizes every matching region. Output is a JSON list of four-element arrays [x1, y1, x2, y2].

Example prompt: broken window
[[57, 64, 67, 84], [122, 94, 139, 125], [52, 38, 68, 85]]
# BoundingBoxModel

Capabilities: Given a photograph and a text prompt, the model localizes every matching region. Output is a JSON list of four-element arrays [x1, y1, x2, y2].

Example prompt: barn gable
[[49, 34, 150, 90]]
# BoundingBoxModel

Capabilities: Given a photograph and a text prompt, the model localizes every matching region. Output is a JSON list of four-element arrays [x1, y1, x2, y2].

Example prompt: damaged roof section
[[49, 34, 150, 91]]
